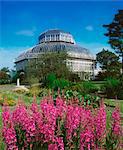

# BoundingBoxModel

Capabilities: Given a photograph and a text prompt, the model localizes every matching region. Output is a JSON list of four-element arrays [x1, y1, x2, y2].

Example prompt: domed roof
[[15, 42, 94, 62], [15, 29, 95, 63]]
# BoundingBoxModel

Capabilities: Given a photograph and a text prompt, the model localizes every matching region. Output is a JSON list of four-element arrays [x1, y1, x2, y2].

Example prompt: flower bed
[[2, 96, 122, 150]]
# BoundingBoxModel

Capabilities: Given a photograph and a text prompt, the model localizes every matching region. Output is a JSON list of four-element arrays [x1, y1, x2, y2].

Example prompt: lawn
[[91, 80, 106, 90]]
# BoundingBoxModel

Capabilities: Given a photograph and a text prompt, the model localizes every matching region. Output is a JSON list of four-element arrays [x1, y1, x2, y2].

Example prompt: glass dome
[[15, 29, 95, 63]]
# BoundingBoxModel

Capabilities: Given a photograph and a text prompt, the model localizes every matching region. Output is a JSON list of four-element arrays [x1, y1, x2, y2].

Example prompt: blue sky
[[0, 0, 123, 69]]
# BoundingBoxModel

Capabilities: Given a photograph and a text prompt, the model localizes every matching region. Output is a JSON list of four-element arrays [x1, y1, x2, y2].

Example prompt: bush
[[0, 70, 10, 84], [117, 75, 123, 99], [42, 73, 70, 90], [64, 81, 99, 95], [81, 81, 99, 94], [102, 78, 120, 99], [28, 86, 41, 97], [52, 78, 70, 90]]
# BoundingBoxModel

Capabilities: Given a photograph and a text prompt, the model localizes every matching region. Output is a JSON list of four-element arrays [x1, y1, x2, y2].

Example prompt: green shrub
[[46, 73, 56, 89], [28, 86, 41, 97], [63, 89, 100, 108], [64, 81, 99, 96], [83, 81, 99, 93], [117, 75, 123, 99], [52, 78, 70, 90], [102, 78, 120, 99], [43, 73, 70, 90]]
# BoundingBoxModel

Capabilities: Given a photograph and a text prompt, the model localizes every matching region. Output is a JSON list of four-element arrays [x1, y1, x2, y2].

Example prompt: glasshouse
[[15, 29, 95, 80]]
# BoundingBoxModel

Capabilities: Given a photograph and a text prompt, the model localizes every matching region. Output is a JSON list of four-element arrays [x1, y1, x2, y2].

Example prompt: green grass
[[104, 99, 123, 113], [90, 81, 105, 90]]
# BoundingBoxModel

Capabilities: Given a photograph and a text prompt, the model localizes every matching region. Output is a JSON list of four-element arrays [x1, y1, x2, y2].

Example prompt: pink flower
[[56, 137, 64, 150], [56, 96, 67, 118], [94, 103, 106, 140], [2, 107, 18, 150], [2, 95, 122, 150], [112, 107, 121, 136], [65, 105, 81, 140], [80, 109, 95, 150], [40, 98, 57, 142], [12, 104, 36, 142], [48, 143, 58, 150]]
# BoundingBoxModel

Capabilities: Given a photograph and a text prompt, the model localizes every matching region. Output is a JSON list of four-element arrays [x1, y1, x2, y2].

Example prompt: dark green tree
[[96, 49, 121, 79], [0, 67, 10, 84], [103, 10, 123, 74], [1, 67, 10, 73], [26, 51, 73, 84]]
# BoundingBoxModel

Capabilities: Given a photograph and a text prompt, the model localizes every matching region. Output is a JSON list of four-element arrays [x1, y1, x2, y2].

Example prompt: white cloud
[[0, 46, 30, 69], [85, 25, 94, 31], [16, 27, 36, 36]]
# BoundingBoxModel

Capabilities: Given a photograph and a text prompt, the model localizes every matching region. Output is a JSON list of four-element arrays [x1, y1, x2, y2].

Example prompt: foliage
[[42, 73, 70, 91], [103, 10, 123, 73], [96, 49, 120, 70], [25, 86, 49, 98], [11, 71, 22, 84], [65, 81, 99, 95], [105, 107, 122, 150], [96, 49, 121, 79], [27, 86, 41, 97], [0, 93, 16, 106], [102, 78, 120, 99], [81, 81, 99, 94], [52, 78, 70, 91], [2, 97, 122, 150], [26, 52, 72, 83], [117, 75, 123, 100], [0, 67, 10, 84], [64, 90, 100, 108], [0, 67, 9, 73], [44, 73, 57, 89], [102, 76, 123, 99]]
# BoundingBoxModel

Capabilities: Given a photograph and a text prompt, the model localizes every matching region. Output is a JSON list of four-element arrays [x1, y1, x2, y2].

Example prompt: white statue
[[17, 78, 20, 87]]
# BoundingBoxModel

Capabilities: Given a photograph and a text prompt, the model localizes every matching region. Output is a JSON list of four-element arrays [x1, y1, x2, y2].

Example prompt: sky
[[0, 0, 123, 69]]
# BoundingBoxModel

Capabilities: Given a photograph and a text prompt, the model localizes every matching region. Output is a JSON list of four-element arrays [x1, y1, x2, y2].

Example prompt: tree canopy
[[0, 67, 10, 84], [96, 49, 120, 70], [103, 10, 123, 73], [96, 49, 121, 79], [26, 51, 73, 84]]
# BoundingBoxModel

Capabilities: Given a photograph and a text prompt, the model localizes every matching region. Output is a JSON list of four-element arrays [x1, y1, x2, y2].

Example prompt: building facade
[[15, 29, 95, 80]]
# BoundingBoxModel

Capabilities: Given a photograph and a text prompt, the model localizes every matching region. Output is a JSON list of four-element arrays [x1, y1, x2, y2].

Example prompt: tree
[[26, 51, 73, 84], [1, 67, 10, 73], [103, 10, 123, 74], [0, 67, 10, 84], [96, 49, 121, 79]]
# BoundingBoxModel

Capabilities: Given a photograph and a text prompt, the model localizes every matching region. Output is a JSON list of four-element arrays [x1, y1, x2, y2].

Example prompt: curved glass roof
[[15, 42, 94, 62], [15, 29, 95, 63]]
